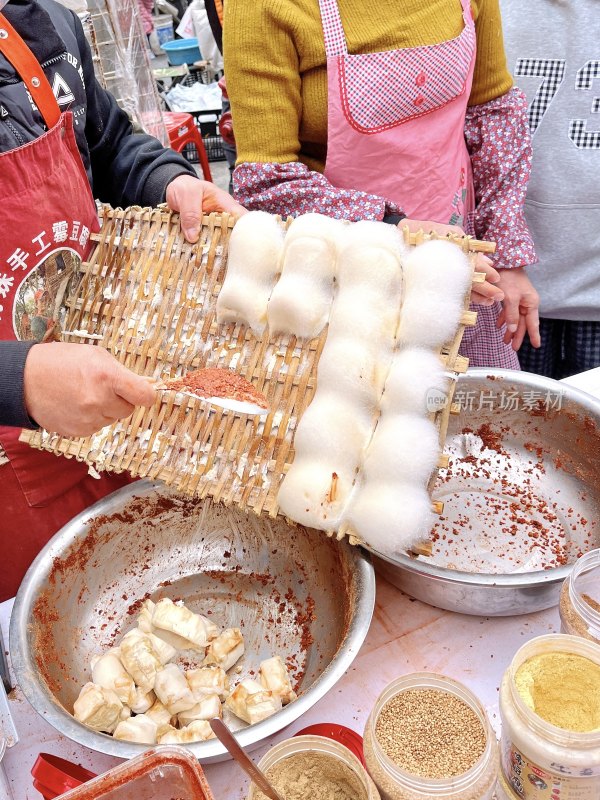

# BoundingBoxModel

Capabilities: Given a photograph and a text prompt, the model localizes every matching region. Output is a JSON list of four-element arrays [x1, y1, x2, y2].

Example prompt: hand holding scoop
[[209, 718, 284, 800]]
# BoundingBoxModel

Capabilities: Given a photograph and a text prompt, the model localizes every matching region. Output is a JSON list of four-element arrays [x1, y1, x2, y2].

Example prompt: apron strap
[[0, 13, 61, 129], [317, 0, 348, 58], [460, 0, 474, 23]]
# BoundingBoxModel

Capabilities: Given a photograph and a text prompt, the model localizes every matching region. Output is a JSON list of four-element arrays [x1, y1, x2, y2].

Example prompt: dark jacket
[[0, 0, 197, 427]]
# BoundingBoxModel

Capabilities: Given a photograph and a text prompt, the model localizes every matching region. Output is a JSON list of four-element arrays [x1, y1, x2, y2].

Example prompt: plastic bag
[[175, 0, 201, 38], [192, 6, 223, 71], [165, 81, 222, 113]]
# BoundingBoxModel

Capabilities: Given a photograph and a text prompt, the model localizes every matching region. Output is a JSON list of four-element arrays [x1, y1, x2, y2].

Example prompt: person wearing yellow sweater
[[224, 0, 541, 369]]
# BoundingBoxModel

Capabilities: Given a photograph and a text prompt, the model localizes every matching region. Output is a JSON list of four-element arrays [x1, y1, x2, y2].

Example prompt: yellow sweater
[[224, 0, 513, 171]]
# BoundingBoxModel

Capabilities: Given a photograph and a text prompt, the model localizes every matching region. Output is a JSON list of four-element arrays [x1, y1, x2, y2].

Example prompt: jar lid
[[31, 753, 96, 799], [294, 724, 366, 766]]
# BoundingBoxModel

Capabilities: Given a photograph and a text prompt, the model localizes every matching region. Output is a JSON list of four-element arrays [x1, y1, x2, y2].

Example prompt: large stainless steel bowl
[[373, 369, 600, 616], [10, 482, 374, 762]]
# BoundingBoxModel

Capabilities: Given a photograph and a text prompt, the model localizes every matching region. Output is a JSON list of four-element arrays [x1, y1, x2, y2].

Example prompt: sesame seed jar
[[559, 549, 600, 642], [363, 673, 498, 800], [498, 634, 600, 800]]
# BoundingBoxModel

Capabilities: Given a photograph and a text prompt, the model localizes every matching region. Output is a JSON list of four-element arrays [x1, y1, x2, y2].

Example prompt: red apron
[[0, 16, 130, 602]]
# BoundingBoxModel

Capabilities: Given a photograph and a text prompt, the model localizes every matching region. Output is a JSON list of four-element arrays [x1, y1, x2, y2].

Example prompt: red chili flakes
[[475, 423, 508, 456], [165, 367, 268, 408]]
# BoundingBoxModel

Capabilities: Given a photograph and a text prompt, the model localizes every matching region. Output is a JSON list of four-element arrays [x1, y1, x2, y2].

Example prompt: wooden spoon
[[209, 718, 284, 800]]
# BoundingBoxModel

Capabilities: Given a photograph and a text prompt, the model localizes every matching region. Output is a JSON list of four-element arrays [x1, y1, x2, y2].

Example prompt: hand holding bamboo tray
[[20, 206, 493, 557]]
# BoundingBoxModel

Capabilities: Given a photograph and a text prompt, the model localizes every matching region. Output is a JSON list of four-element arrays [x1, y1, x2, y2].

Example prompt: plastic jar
[[363, 673, 498, 800], [559, 549, 600, 642], [246, 734, 380, 800], [499, 634, 600, 800]]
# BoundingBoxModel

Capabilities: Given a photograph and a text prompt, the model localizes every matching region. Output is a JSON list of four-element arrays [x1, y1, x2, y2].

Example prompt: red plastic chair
[[163, 111, 212, 181]]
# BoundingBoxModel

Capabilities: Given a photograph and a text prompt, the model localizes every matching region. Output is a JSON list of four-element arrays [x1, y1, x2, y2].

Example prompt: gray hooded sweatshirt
[[501, 0, 600, 321]]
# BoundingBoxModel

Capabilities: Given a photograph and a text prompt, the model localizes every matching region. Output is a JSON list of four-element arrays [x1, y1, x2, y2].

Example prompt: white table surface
[[2, 369, 598, 800]]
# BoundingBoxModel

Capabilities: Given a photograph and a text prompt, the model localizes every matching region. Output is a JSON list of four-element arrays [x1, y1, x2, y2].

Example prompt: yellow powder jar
[[559, 549, 600, 642], [363, 673, 499, 800], [499, 634, 600, 800]]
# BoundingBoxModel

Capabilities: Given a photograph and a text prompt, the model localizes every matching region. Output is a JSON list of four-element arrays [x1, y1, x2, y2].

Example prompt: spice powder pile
[[559, 580, 600, 644], [165, 367, 268, 407], [515, 652, 600, 732], [375, 689, 487, 779], [254, 752, 367, 800]]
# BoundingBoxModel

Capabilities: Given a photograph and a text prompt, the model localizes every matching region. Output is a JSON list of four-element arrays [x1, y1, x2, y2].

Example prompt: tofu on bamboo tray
[[20, 207, 492, 558]]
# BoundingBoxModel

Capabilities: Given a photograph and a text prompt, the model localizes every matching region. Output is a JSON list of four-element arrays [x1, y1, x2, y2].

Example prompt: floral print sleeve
[[464, 87, 538, 270], [232, 161, 403, 221]]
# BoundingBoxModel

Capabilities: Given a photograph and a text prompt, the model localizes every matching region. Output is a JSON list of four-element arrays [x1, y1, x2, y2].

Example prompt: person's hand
[[23, 343, 157, 437], [495, 267, 540, 351], [401, 219, 504, 307], [166, 175, 246, 243], [402, 218, 464, 237], [470, 254, 504, 307]]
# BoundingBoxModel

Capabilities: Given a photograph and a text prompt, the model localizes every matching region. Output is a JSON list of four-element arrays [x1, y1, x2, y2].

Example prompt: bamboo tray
[[20, 206, 492, 542]]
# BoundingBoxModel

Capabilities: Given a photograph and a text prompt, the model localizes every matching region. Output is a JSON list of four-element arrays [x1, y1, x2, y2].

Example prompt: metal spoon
[[209, 718, 284, 800], [155, 385, 268, 417]]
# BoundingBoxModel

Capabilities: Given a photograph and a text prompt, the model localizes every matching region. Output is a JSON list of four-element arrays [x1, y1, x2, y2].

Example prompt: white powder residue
[[271, 411, 284, 431], [236, 455, 248, 479], [64, 329, 103, 340]]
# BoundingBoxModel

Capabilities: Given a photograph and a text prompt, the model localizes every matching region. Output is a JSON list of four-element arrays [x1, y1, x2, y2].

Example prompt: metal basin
[[10, 482, 374, 762], [373, 369, 600, 616]]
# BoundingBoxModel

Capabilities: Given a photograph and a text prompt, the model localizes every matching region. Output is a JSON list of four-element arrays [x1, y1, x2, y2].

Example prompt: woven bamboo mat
[[20, 206, 493, 534]]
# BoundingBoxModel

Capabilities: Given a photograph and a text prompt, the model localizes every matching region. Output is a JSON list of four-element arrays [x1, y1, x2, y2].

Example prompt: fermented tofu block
[[362, 415, 439, 485], [342, 239, 469, 554], [346, 484, 435, 557], [151, 597, 218, 653], [268, 213, 342, 338], [277, 221, 404, 531], [153, 664, 196, 715], [316, 337, 387, 407], [291, 393, 374, 468], [278, 393, 374, 530], [278, 459, 356, 531], [259, 656, 297, 705], [73, 683, 123, 733], [397, 239, 472, 349], [156, 719, 215, 743], [129, 687, 155, 714], [216, 211, 285, 335], [90, 652, 135, 707], [202, 628, 244, 671], [225, 679, 282, 725], [177, 692, 222, 727], [113, 714, 158, 744], [381, 348, 448, 415], [119, 630, 162, 693], [186, 666, 229, 700]]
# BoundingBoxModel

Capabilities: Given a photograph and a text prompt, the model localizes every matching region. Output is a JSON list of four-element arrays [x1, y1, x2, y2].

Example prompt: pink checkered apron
[[318, 0, 519, 369]]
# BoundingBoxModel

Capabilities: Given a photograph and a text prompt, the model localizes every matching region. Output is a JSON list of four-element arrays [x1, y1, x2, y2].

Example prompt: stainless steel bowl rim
[[9, 481, 375, 761], [368, 368, 600, 589]]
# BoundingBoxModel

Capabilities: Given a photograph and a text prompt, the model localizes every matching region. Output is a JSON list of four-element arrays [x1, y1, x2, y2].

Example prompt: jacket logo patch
[[52, 73, 75, 107], [0, 105, 7, 118]]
